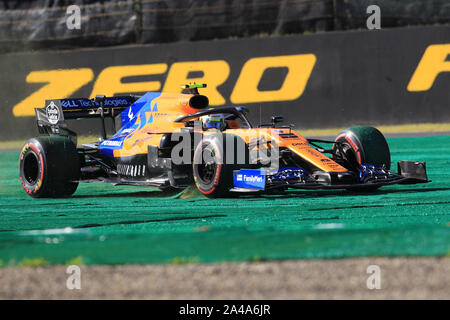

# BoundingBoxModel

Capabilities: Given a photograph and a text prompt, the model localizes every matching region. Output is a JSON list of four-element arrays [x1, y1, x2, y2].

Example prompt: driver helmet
[[200, 113, 226, 131]]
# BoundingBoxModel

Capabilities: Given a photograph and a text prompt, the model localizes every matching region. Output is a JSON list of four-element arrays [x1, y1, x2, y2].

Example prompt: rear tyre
[[192, 134, 249, 198], [19, 136, 80, 198], [332, 126, 390, 191]]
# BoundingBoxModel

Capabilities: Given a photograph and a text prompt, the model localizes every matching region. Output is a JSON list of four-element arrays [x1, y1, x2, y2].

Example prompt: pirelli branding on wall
[[0, 25, 449, 140], [11, 54, 317, 117]]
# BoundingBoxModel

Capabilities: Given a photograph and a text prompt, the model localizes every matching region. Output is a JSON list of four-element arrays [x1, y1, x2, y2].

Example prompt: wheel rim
[[342, 143, 359, 170], [333, 141, 359, 171], [196, 146, 217, 184], [23, 152, 40, 185]]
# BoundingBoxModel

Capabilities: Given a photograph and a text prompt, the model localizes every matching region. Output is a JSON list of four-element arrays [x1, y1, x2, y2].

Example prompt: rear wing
[[35, 95, 138, 138]]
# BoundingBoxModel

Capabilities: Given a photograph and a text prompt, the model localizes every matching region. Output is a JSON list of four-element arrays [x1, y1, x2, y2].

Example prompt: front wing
[[230, 161, 430, 193]]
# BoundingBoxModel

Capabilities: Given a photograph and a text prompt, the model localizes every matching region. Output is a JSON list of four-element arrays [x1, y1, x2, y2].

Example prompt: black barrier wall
[[0, 25, 449, 141], [1, 0, 449, 54]]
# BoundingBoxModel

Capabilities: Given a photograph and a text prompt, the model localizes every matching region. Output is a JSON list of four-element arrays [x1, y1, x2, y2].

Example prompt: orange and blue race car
[[19, 84, 429, 198]]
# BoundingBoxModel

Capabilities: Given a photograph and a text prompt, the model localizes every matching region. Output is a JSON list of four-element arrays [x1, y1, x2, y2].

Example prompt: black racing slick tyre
[[332, 126, 391, 171], [332, 126, 390, 192], [192, 134, 249, 198], [19, 136, 80, 198]]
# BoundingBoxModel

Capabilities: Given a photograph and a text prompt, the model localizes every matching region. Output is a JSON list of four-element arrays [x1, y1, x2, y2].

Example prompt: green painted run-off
[[0, 136, 449, 266]]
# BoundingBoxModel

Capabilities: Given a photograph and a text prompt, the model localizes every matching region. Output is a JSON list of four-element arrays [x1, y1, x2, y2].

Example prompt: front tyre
[[19, 136, 80, 198], [192, 134, 249, 198], [332, 126, 390, 171], [332, 126, 390, 192]]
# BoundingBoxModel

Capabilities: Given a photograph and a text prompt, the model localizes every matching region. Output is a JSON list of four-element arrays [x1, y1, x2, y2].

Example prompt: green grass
[[0, 136, 449, 266], [17, 257, 49, 267], [65, 256, 85, 266], [168, 256, 199, 265]]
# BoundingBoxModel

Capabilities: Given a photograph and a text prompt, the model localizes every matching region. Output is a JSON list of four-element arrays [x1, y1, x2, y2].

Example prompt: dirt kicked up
[[0, 135, 449, 266]]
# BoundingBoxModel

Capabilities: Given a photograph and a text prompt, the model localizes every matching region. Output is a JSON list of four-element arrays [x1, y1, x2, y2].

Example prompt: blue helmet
[[200, 114, 226, 131]]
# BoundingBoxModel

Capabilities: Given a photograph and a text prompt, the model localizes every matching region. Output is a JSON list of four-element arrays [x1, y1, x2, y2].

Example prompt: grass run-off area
[[0, 135, 449, 266]]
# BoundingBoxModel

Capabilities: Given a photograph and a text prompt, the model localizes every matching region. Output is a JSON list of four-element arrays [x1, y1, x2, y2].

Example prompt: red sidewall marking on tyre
[[19, 143, 44, 194], [344, 136, 362, 165]]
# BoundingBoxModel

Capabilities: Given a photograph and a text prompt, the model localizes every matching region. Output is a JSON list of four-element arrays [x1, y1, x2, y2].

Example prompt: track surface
[[0, 136, 449, 266]]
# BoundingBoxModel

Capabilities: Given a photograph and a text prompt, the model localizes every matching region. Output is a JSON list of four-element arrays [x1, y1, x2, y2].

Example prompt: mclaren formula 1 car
[[19, 84, 429, 198]]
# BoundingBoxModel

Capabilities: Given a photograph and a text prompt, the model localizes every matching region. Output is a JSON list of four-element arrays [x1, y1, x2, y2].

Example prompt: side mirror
[[271, 116, 284, 126]]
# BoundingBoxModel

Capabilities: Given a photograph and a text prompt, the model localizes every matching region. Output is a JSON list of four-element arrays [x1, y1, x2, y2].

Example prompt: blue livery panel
[[100, 92, 162, 157], [233, 169, 266, 189]]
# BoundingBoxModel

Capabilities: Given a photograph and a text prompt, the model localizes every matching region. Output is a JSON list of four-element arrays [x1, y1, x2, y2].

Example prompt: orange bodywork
[[110, 92, 347, 173], [205, 128, 347, 173], [113, 93, 197, 158]]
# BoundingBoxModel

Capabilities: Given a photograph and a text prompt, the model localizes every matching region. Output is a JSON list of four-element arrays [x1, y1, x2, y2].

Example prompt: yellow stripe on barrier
[[299, 123, 450, 137]]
